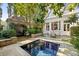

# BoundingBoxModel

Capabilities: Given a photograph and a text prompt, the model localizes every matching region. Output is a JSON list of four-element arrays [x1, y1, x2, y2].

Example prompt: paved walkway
[[0, 38, 38, 56], [0, 37, 78, 56]]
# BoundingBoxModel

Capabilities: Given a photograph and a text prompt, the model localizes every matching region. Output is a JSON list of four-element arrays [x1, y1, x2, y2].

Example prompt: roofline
[[44, 10, 79, 20]]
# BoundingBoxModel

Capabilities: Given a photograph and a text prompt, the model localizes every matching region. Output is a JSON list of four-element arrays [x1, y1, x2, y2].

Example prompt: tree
[[12, 3, 48, 30], [7, 3, 79, 29], [13, 3, 37, 28], [13, 3, 26, 16], [33, 4, 48, 30], [9, 3, 79, 18], [7, 3, 13, 17], [66, 3, 78, 11], [50, 3, 65, 17], [67, 14, 78, 24]]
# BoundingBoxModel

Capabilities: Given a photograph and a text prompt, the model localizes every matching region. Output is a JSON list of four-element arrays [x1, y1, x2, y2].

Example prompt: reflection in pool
[[21, 40, 60, 56]]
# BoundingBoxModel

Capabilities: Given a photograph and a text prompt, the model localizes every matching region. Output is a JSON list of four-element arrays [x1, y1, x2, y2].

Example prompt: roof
[[6, 16, 27, 26], [44, 9, 79, 20]]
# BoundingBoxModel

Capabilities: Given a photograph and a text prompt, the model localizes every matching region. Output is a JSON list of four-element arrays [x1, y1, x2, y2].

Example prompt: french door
[[64, 23, 70, 31], [63, 23, 70, 35]]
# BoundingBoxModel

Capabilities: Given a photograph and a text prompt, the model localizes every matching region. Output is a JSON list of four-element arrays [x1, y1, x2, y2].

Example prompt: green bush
[[0, 29, 16, 39], [70, 26, 79, 50], [27, 28, 42, 34], [0, 26, 3, 31], [70, 26, 79, 36], [70, 37, 79, 50], [36, 29, 42, 33], [27, 28, 36, 34]]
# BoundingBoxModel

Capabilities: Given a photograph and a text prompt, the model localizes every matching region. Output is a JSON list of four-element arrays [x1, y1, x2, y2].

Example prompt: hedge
[[70, 26, 79, 36], [70, 37, 79, 50], [27, 28, 42, 34], [0, 29, 16, 39], [70, 26, 79, 50]]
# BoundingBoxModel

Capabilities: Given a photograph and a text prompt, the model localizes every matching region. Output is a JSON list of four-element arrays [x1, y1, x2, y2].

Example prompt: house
[[6, 16, 27, 36], [43, 8, 79, 36]]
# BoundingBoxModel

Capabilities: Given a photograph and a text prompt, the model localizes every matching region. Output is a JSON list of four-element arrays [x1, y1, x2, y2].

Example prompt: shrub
[[36, 28, 42, 33], [0, 29, 16, 39], [70, 26, 79, 36], [0, 31, 1, 38], [70, 26, 79, 50], [27, 28, 42, 34], [70, 37, 79, 50], [0, 25, 3, 31], [27, 28, 36, 34]]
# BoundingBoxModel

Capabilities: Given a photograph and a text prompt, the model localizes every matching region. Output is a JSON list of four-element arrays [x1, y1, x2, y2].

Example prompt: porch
[[43, 20, 70, 36]]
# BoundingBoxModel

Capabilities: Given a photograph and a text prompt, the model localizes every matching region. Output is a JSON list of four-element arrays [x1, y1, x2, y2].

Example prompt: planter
[[0, 37, 17, 47], [10, 37, 17, 43]]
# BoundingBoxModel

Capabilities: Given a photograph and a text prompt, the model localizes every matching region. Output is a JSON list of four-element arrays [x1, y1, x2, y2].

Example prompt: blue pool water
[[21, 40, 60, 56]]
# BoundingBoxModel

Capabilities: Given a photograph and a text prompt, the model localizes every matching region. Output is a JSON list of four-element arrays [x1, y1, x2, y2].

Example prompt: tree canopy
[[9, 3, 79, 20], [68, 14, 78, 24], [7, 3, 79, 29]]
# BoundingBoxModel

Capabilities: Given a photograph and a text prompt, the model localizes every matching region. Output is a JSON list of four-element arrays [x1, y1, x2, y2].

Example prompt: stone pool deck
[[0, 37, 78, 56]]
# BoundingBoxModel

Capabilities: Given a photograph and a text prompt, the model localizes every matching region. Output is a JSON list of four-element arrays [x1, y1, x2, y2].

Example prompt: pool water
[[21, 40, 60, 56]]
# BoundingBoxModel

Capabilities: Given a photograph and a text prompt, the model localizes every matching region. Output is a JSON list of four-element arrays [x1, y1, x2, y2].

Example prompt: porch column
[[58, 21, 60, 30], [49, 22, 51, 35], [43, 23, 46, 33], [60, 20, 64, 36]]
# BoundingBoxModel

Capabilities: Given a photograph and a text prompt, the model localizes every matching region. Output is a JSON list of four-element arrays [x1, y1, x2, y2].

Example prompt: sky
[[1, 3, 8, 21]]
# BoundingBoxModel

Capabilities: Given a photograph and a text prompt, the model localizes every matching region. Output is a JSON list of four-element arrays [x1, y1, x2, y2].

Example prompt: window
[[67, 24, 70, 31], [54, 22, 58, 30], [51, 22, 58, 30], [51, 22, 54, 30], [64, 24, 70, 31], [46, 23, 49, 31], [64, 24, 66, 31]]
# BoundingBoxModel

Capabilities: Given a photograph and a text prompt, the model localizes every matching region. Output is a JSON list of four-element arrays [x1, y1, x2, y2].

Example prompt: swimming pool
[[21, 40, 60, 56]]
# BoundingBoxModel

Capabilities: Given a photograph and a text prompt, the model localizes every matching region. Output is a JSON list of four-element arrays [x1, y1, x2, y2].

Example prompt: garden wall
[[0, 37, 17, 47], [0, 33, 42, 47]]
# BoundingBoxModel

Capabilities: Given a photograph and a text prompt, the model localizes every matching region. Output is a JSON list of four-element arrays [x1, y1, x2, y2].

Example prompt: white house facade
[[43, 9, 79, 36]]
